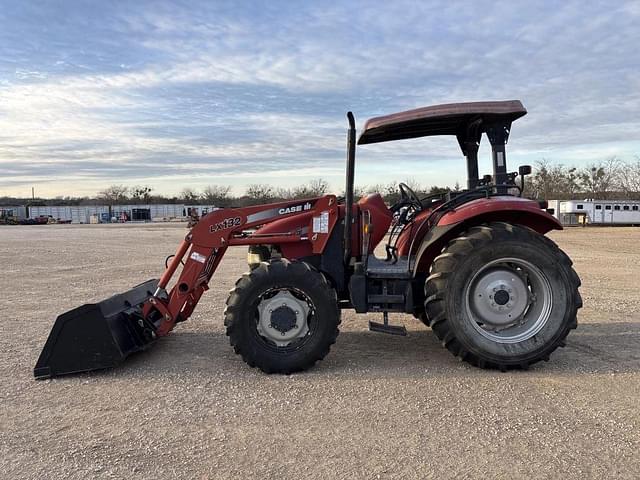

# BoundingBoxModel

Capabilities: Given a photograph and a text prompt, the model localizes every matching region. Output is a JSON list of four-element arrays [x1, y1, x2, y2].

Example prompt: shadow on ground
[[68, 321, 640, 381]]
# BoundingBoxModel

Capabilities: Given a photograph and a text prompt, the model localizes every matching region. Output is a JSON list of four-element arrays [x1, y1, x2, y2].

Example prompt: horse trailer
[[559, 200, 640, 225]]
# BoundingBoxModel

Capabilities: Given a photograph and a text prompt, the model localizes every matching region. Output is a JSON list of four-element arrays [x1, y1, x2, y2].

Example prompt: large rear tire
[[424, 222, 582, 370], [224, 259, 340, 373]]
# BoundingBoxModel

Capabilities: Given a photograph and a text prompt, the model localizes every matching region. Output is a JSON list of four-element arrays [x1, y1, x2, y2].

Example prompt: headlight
[[247, 252, 262, 266]]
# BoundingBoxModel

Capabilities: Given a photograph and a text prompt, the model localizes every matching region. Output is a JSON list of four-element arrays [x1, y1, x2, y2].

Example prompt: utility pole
[[32, 187, 35, 200]]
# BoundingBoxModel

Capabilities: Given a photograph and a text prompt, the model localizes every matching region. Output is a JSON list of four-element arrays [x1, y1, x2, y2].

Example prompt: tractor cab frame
[[340, 101, 555, 334], [343, 101, 537, 268]]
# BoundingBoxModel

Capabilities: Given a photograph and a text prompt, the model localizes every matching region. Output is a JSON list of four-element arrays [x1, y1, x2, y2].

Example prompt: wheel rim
[[255, 288, 313, 348], [464, 257, 553, 344]]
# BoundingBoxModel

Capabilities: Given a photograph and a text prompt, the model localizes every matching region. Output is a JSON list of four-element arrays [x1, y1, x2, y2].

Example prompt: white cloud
[[1, 0, 639, 197]]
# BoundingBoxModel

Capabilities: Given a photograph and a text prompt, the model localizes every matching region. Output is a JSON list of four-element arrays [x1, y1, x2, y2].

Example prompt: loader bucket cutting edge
[[34, 279, 160, 380]]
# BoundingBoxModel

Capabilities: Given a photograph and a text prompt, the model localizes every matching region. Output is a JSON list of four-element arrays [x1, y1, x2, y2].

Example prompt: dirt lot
[[1, 224, 638, 479]]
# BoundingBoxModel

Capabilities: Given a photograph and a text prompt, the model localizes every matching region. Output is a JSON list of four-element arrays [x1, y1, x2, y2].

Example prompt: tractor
[[35, 100, 582, 379]]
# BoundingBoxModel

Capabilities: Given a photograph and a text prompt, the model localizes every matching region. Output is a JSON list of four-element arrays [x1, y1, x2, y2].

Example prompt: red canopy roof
[[357, 100, 527, 145]]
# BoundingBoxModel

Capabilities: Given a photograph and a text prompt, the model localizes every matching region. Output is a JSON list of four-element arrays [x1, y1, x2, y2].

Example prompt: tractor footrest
[[366, 257, 412, 279], [367, 294, 405, 304], [368, 320, 407, 336]]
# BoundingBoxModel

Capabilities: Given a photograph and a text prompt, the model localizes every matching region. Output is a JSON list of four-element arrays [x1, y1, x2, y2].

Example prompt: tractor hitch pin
[[153, 287, 168, 298]]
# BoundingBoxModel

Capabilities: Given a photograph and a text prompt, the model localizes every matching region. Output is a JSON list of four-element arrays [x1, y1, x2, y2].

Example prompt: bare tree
[[201, 185, 233, 207], [530, 159, 561, 199], [274, 187, 295, 200], [98, 185, 130, 204], [291, 178, 330, 199], [578, 158, 622, 200], [307, 178, 329, 196], [402, 178, 423, 194], [618, 157, 640, 200], [367, 181, 400, 203], [527, 159, 580, 200], [131, 185, 153, 204], [245, 184, 274, 205], [180, 187, 199, 203]]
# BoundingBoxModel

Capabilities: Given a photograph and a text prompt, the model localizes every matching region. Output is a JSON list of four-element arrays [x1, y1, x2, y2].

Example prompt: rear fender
[[436, 196, 562, 232], [412, 197, 562, 276]]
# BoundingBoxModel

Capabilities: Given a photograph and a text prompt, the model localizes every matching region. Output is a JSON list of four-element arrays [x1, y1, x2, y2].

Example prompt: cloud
[[0, 1, 639, 196]]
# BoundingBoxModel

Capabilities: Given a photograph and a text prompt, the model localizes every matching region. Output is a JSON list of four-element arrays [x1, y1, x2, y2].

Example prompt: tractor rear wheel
[[224, 259, 340, 373], [424, 222, 581, 370]]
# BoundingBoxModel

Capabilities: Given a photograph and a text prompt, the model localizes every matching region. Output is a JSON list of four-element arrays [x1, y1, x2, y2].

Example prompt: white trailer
[[546, 200, 561, 220], [560, 200, 640, 225]]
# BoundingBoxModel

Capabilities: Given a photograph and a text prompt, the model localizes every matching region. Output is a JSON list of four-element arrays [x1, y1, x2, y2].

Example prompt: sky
[[1, 0, 639, 198]]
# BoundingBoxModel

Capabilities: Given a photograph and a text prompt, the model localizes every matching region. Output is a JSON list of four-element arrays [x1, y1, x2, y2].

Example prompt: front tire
[[424, 223, 582, 370], [224, 259, 340, 373]]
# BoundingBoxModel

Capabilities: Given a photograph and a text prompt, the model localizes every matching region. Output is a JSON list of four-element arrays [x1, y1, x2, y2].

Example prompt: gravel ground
[[1, 224, 639, 479]]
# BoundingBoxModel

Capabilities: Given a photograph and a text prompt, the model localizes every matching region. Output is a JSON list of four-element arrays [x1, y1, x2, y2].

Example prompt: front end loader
[[35, 100, 582, 379]]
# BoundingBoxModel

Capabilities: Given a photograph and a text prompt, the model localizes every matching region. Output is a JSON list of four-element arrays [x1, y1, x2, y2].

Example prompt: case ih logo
[[279, 202, 312, 215]]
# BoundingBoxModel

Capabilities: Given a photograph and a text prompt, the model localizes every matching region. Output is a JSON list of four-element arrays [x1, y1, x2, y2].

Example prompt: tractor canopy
[[357, 100, 528, 191], [357, 100, 526, 145]]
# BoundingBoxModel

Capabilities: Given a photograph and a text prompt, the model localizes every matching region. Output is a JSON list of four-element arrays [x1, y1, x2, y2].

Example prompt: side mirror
[[519, 165, 532, 176], [518, 165, 531, 196]]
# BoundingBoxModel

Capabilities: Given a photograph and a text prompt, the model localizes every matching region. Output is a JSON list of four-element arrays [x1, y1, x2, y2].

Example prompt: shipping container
[[116, 204, 187, 220], [24, 203, 220, 224], [0, 206, 27, 220], [28, 205, 109, 224], [131, 208, 151, 221]]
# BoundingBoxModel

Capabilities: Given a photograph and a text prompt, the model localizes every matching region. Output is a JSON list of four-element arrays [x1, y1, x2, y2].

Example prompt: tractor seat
[[358, 192, 389, 211]]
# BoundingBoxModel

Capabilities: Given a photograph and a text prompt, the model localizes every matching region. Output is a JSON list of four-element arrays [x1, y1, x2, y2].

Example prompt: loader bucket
[[34, 279, 160, 379]]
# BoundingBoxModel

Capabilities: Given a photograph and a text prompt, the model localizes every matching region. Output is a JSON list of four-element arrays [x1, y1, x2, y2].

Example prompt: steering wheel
[[398, 182, 422, 209], [389, 182, 423, 227]]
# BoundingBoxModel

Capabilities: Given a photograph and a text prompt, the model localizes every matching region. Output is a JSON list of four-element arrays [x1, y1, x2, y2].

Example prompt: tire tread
[[424, 222, 581, 370], [224, 259, 340, 374]]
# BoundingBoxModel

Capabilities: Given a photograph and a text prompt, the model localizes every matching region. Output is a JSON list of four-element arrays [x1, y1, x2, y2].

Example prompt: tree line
[[2, 156, 639, 207], [1, 178, 451, 207], [524, 157, 640, 200]]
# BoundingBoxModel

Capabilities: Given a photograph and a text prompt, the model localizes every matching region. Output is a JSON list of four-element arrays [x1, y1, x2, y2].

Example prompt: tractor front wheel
[[224, 259, 340, 373], [424, 222, 581, 370]]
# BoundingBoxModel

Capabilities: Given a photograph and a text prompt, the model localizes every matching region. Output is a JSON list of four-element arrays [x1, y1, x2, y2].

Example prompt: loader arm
[[147, 195, 340, 336], [34, 195, 340, 379]]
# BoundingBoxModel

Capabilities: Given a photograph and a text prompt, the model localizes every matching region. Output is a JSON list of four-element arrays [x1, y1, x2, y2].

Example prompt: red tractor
[[35, 100, 581, 379]]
